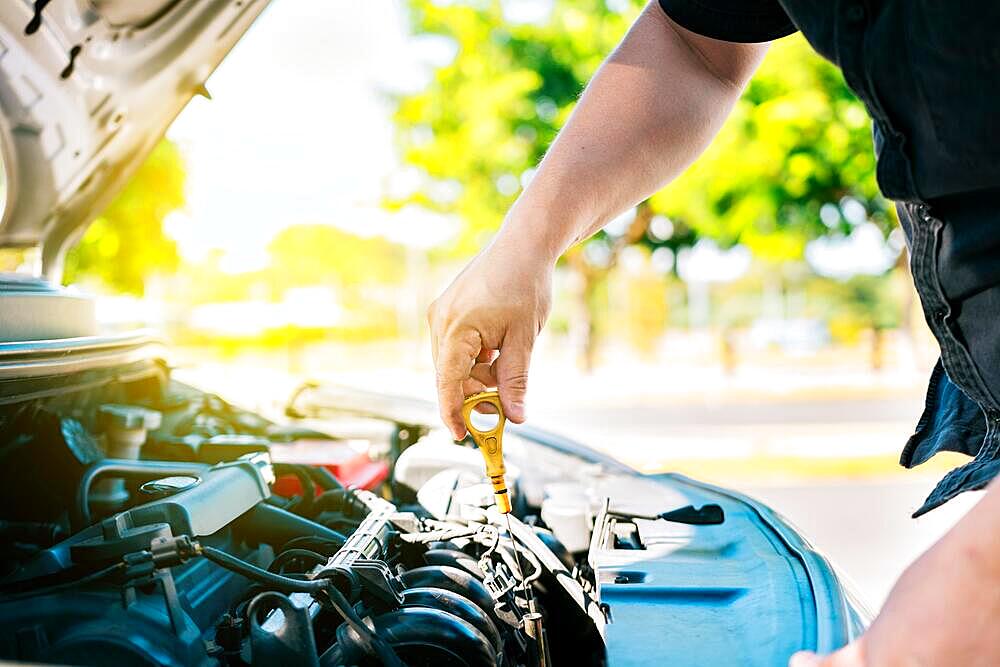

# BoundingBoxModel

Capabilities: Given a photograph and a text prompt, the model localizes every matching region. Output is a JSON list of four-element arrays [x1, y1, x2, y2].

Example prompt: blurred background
[[0, 0, 981, 613]]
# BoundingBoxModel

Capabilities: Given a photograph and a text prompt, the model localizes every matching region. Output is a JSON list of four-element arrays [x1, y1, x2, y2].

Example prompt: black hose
[[201, 545, 330, 594], [273, 464, 316, 512], [423, 548, 486, 580], [399, 566, 501, 628], [280, 535, 346, 556], [238, 503, 348, 548], [321, 585, 404, 667], [0, 521, 67, 547], [308, 488, 368, 522], [306, 465, 345, 491], [338, 607, 494, 667], [265, 496, 293, 510], [268, 548, 327, 574], [401, 586, 502, 653], [0, 562, 124, 602], [307, 489, 350, 517], [212, 540, 401, 667]]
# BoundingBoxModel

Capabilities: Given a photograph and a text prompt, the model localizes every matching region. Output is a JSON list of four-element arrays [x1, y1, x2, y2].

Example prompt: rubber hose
[[401, 586, 502, 653], [0, 562, 123, 601], [307, 490, 351, 518], [268, 548, 327, 574], [202, 545, 329, 594], [306, 465, 345, 491], [0, 520, 67, 547], [422, 548, 486, 579], [337, 607, 496, 667], [324, 583, 403, 667], [273, 463, 315, 512], [398, 566, 501, 628]]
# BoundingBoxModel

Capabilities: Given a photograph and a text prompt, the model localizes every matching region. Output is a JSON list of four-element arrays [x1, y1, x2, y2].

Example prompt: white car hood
[[0, 0, 270, 280]]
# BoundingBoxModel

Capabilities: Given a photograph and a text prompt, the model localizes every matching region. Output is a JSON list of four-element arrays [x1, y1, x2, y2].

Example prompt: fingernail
[[789, 652, 821, 667]]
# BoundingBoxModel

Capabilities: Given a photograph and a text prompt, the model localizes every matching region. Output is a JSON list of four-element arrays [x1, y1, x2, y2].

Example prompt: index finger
[[435, 326, 483, 439]]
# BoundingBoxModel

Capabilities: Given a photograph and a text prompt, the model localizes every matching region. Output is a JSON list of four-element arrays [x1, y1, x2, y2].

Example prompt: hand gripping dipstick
[[461, 391, 535, 605]]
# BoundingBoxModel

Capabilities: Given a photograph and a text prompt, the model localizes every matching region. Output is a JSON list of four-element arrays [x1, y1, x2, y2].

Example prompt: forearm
[[500, 2, 767, 261], [942, 476, 1000, 574]]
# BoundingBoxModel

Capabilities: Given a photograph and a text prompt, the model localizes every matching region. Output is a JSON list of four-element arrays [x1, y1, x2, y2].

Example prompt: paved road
[[736, 479, 981, 612], [533, 394, 924, 430], [532, 394, 926, 464]]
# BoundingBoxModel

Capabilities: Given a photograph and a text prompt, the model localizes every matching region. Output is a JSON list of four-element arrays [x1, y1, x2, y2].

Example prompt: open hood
[[0, 0, 270, 281]]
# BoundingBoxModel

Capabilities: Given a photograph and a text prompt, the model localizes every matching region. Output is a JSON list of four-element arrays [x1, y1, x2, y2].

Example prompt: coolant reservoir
[[416, 469, 495, 521], [395, 438, 520, 495], [540, 482, 592, 553]]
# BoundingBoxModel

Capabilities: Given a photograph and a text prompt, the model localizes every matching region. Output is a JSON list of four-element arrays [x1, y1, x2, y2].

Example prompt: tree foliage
[[392, 0, 637, 255], [63, 140, 186, 295], [652, 35, 890, 261], [393, 0, 888, 263]]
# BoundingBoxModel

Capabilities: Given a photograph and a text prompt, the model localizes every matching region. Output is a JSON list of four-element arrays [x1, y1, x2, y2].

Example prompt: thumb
[[494, 327, 534, 423]]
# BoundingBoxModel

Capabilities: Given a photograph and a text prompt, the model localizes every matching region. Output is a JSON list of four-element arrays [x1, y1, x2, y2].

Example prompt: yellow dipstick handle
[[462, 390, 512, 514]]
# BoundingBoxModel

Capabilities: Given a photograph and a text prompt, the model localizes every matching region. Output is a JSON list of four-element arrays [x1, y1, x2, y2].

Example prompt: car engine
[[0, 282, 864, 667], [0, 373, 607, 666]]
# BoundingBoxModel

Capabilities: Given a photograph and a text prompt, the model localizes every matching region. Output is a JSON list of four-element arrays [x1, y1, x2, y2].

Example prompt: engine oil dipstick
[[462, 390, 511, 514], [462, 390, 535, 614]]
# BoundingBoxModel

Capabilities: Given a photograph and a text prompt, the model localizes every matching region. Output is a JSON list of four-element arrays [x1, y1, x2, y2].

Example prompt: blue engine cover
[[590, 473, 870, 667]]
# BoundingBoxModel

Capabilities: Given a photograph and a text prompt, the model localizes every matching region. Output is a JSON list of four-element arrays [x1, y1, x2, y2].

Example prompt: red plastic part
[[270, 438, 389, 496]]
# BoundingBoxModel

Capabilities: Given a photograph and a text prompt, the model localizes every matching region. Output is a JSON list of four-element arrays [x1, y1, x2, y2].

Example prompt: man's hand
[[427, 2, 765, 438], [428, 233, 553, 440], [791, 480, 1000, 667]]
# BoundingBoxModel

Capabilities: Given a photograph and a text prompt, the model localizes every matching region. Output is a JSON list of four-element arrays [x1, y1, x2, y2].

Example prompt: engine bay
[[0, 336, 862, 666], [0, 369, 616, 666]]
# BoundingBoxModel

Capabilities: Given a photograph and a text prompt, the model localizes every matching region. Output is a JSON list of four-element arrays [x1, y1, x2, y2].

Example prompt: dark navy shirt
[[658, 0, 1000, 515]]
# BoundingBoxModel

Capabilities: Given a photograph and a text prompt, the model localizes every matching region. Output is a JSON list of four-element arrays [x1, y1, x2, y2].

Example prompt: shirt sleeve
[[657, 0, 797, 43]]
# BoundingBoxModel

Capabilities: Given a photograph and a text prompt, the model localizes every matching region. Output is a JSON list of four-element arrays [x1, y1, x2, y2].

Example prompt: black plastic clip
[[608, 503, 725, 526]]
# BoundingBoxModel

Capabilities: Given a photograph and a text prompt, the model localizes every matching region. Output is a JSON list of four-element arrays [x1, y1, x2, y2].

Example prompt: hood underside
[[0, 0, 269, 281]]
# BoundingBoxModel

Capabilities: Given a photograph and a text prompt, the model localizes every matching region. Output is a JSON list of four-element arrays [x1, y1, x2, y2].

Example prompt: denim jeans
[[898, 201, 1000, 516]]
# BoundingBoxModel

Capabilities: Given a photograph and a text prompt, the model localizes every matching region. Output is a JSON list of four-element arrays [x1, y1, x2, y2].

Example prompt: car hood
[[0, 0, 270, 280]]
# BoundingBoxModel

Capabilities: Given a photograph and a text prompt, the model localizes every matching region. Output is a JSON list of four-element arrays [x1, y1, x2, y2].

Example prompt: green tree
[[391, 0, 637, 255], [63, 139, 185, 295], [393, 1, 891, 366]]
